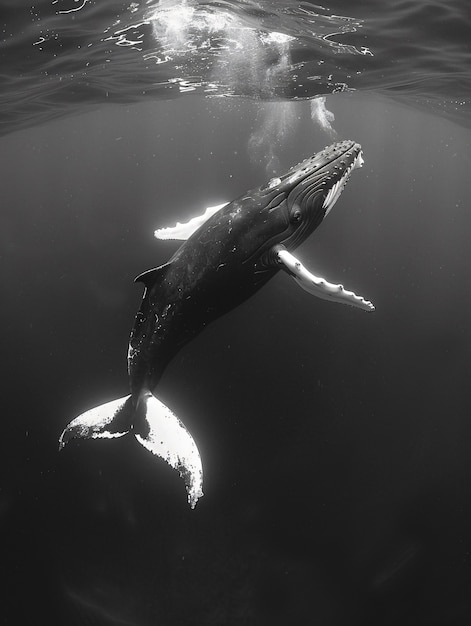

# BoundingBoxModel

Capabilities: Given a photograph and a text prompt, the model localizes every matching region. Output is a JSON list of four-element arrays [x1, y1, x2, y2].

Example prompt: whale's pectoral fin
[[59, 395, 133, 450], [274, 246, 375, 312], [154, 203, 229, 240], [134, 394, 203, 509]]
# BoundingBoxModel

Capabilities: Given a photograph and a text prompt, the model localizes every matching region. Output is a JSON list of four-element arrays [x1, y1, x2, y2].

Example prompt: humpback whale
[[59, 140, 374, 508]]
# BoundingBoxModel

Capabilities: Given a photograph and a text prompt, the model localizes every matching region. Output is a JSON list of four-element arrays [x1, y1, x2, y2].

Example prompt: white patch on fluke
[[135, 394, 203, 509], [322, 150, 364, 217], [59, 396, 131, 448]]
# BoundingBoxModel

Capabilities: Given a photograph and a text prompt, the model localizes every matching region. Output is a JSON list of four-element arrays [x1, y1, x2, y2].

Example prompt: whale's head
[[257, 140, 364, 257]]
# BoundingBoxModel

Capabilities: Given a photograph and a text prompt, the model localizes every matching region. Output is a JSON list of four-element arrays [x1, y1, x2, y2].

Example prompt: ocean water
[[1, 1, 471, 625], [1, 0, 470, 135]]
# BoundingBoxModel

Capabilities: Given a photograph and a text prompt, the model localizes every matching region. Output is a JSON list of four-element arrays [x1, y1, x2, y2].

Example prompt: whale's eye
[[291, 209, 302, 223]]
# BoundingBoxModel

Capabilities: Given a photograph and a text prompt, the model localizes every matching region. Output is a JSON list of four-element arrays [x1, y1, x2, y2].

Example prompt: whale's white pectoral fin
[[154, 203, 229, 240], [134, 394, 204, 509], [276, 249, 375, 312]]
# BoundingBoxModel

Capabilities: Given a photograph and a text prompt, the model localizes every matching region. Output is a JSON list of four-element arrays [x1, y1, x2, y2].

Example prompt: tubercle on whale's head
[[262, 140, 363, 252]]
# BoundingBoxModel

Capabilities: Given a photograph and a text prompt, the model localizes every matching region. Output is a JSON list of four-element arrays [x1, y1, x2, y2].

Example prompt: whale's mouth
[[275, 140, 364, 251], [322, 147, 364, 217], [284, 140, 363, 208]]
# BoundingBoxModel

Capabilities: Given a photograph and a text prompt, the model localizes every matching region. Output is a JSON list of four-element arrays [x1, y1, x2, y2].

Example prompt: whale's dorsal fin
[[134, 263, 171, 288], [154, 203, 229, 241], [273, 246, 375, 312]]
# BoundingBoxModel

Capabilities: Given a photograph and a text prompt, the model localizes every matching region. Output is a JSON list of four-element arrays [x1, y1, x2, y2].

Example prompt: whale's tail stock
[[59, 393, 204, 508]]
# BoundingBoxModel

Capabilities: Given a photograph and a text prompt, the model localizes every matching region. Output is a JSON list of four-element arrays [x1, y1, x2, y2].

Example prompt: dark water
[[2, 2, 471, 625]]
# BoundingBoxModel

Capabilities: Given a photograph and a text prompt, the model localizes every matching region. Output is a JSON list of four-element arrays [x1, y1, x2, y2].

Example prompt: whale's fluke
[[134, 394, 203, 509], [59, 394, 203, 508], [59, 395, 133, 448]]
